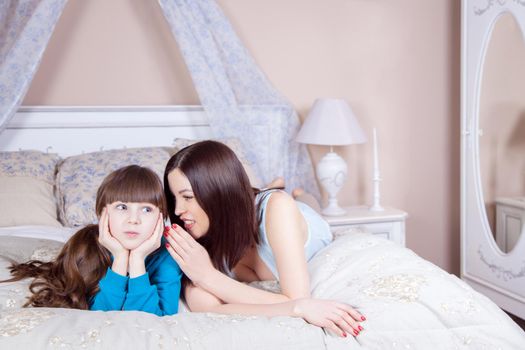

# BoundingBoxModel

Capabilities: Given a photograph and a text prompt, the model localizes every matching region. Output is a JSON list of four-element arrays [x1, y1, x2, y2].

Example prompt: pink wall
[[23, 0, 461, 274]]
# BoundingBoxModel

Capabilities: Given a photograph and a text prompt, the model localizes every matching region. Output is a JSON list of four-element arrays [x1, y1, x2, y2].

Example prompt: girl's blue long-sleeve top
[[89, 242, 182, 316]]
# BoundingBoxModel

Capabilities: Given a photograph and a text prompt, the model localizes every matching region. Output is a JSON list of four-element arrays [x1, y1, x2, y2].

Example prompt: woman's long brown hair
[[2, 165, 167, 309], [164, 140, 268, 274]]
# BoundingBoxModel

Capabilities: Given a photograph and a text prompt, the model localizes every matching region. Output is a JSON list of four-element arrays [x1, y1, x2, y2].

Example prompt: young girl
[[4, 165, 182, 316], [163, 140, 365, 337]]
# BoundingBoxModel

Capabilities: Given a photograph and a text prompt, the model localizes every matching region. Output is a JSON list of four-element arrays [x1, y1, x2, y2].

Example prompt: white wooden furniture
[[0, 106, 213, 156], [323, 206, 407, 246], [461, 0, 525, 319], [495, 197, 525, 254]]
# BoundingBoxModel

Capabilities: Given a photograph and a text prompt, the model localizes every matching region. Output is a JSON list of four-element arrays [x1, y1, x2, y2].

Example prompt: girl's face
[[167, 168, 210, 239], [107, 202, 160, 250]]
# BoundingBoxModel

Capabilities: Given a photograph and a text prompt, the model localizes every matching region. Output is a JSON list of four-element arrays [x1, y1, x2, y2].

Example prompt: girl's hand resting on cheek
[[98, 207, 128, 258], [293, 298, 365, 338], [130, 214, 164, 261], [98, 207, 129, 276], [164, 224, 215, 286]]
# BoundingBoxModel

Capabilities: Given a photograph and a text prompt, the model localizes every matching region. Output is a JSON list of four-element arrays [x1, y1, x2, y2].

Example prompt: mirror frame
[[461, 0, 525, 319]]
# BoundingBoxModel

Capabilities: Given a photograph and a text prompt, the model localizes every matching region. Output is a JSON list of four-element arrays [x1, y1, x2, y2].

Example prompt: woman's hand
[[130, 214, 164, 261], [98, 207, 128, 258], [165, 224, 215, 286], [293, 298, 365, 338]]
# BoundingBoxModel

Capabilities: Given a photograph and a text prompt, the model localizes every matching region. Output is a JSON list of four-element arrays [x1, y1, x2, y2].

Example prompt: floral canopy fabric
[[0, 0, 318, 194]]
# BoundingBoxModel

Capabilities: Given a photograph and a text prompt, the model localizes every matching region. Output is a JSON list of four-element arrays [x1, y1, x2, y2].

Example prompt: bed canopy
[[0, 0, 318, 195]]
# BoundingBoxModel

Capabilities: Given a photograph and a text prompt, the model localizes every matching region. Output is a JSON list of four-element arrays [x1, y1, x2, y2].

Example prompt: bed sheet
[[0, 229, 524, 349]]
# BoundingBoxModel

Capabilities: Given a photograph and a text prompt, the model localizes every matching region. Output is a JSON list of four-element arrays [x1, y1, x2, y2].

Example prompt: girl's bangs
[[101, 168, 165, 212]]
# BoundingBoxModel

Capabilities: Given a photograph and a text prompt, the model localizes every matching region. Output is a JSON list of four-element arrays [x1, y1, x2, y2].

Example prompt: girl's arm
[[98, 207, 129, 276], [165, 192, 312, 304], [185, 283, 364, 338], [91, 208, 130, 311], [89, 267, 128, 311], [123, 246, 182, 316], [124, 216, 183, 316]]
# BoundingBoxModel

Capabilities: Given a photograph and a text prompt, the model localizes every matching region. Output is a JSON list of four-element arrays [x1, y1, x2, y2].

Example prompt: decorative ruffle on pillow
[[0, 151, 62, 227], [173, 138, 262, 188], [56, 147, 171, 227]]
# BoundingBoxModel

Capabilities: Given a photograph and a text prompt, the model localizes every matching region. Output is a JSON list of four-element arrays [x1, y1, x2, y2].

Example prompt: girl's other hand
[[98, 207, 128, 258], [164, 224, 215, 285], [130, 214, 164, 261], [293, 298, 365, 338]]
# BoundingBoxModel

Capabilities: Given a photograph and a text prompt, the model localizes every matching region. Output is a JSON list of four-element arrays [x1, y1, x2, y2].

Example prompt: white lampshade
[[295, 98, 367, 146]]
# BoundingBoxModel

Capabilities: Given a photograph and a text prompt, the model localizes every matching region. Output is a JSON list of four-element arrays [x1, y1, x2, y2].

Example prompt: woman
[[163, 140, 364, 337]]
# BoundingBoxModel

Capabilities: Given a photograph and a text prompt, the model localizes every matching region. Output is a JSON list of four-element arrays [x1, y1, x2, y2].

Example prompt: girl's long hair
[[5, 225, 111, 309], [3, 165, 167, 309], [164, 140, 265, 274]]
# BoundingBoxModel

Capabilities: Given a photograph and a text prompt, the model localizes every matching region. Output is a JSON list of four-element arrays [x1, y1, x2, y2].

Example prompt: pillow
[[56, 147, 171, 227], [0, 151, 62, 227], [0, 236, 64, 265], [173, 138, 263, 188]]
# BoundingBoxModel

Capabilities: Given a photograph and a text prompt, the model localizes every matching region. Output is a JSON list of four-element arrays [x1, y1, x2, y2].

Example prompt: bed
[[0, 106, 524, 349]]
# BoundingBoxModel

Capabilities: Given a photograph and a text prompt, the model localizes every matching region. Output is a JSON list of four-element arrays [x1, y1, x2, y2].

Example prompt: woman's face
[[167, 168, 210, 239], [107, 201, 160, 250]]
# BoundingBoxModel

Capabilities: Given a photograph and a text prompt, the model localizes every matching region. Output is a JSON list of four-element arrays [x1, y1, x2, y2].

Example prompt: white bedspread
[[0, 229, 524, 349]]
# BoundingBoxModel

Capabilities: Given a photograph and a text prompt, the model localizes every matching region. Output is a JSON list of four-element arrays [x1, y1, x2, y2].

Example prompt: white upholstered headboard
[[0, 106, 213, 156]]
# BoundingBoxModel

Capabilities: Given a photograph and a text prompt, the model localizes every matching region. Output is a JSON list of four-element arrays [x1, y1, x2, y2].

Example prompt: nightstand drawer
[[330, 222, 393, 241], [324, 206, 407, 246], [359, 222, 394, 236]]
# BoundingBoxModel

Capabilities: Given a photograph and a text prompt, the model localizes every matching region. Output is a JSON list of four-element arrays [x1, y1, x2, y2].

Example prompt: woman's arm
[[166, 229, 290, 304], [262, 191, 311, 299], [185, 284, 364, 338]]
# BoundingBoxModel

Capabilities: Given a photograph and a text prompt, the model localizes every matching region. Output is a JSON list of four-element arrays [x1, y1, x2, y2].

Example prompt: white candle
[[373, 128, 379, 174], [370, 127, 384, 211]]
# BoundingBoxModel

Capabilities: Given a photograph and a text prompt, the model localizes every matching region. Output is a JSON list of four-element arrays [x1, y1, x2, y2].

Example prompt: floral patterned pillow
[[0, 151, 62, 227], [56, 147, 171, 227], [173, 138, 262, 188]]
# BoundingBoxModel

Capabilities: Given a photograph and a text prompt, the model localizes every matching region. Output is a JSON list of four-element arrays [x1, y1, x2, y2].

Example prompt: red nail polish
[[165, 243, 170, 248], [361, 316, 366, 321], [163, 232, 168, 237], [353, 330, 358, 335], [342, 332, 347, 338], [358, 326, 363, 331]]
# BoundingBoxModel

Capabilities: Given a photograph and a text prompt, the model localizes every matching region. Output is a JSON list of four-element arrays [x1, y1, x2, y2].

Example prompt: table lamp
[[296, 98, 366, 216]]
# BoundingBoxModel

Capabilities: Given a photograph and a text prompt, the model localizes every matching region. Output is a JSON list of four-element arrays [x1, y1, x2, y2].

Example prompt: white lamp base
[[322, 201, 347, 216], [316, 151, 347, 217]]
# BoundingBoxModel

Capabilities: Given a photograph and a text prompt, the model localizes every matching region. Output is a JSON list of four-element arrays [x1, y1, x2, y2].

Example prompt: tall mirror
[[479, 12, 525, 254]]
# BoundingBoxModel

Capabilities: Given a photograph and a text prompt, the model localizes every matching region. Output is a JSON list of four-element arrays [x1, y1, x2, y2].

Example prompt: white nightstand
[[322, 206, 408, 246], [495, 197, 525, 253]]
